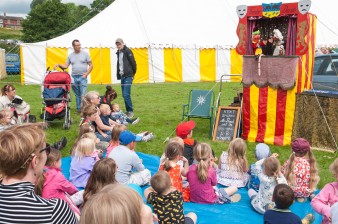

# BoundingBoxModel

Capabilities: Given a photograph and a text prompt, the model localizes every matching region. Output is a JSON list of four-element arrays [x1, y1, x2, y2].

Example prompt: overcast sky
[[0, 0, 93, 17]]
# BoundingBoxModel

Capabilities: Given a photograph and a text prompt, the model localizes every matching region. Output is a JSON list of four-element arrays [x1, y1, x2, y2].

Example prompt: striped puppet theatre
[[236, 1, 316, 146]]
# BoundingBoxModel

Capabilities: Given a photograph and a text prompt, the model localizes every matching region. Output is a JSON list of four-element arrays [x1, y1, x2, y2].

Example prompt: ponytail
[[284, 153, 296, 186], [35, 172, 46, 196], [197, 159, 209, 183]]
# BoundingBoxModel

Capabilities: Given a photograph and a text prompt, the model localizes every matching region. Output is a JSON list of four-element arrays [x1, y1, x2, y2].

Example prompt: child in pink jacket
[[311, 158, 338, 224], [35, 148, 83, 219]]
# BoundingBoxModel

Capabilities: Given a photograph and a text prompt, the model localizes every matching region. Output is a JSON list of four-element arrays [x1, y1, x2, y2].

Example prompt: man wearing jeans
[[115, 38, 137, 118], [55, 39, 93, 112]]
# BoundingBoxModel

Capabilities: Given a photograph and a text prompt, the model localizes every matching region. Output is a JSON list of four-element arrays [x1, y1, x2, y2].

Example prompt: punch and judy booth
[[236, 0, 316, 145]]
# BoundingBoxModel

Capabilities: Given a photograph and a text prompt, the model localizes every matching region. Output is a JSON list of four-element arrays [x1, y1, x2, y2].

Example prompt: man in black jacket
[[116, 38, 137, 118]]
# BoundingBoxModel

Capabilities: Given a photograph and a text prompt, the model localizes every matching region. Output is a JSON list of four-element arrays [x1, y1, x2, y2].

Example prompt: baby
[[111, 103, 139, 125]]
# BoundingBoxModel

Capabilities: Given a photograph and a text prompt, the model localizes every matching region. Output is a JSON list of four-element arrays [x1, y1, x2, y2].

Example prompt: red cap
[[176, 121, 195, 139]]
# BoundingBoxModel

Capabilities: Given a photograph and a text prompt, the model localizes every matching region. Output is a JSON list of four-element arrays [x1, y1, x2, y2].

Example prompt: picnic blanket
[[61, 152, 322, 224]]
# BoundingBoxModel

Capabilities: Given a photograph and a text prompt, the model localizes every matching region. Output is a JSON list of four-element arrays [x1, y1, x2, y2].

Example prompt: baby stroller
[[41, 70, 72, 129]]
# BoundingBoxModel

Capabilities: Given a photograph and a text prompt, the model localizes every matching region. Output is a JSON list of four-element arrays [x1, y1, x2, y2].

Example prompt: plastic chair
[[182, 90, 215, 138]]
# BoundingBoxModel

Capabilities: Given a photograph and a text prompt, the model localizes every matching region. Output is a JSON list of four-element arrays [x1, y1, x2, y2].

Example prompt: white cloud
[[0, 0, 93, 17]]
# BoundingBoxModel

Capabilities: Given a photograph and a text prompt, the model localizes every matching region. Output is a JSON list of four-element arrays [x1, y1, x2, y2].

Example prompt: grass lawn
[[0, 75, 336, 189]]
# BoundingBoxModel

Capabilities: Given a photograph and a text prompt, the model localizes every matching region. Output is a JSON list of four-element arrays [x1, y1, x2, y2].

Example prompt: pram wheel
[[63, 123, 70, 130]]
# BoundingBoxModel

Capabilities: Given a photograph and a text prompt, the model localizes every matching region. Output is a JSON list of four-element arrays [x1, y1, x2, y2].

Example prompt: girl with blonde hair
[[217, 138, 249, 187], [281, 138, 319, 201], [70, 137, 97, 189], [80, 184, 153, 224], [187, 143, 240, 204], [248, 156, 287, 214], [0, 108, 13, 131], [82, 158, 117, 207], [106, 124, 127, 157]]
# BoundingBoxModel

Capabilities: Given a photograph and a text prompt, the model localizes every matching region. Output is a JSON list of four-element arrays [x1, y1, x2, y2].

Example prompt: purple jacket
[[70, 156, 96, 188], [42, 166, 78, 201], [311, 182, 338, 224]]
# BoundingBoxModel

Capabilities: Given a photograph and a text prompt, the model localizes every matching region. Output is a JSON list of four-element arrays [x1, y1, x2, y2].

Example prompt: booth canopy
[[24, 0, 338, 49]]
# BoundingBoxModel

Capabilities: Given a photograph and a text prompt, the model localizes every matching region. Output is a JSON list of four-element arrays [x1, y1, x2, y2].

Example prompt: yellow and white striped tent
[[20, 0, 338, 85]]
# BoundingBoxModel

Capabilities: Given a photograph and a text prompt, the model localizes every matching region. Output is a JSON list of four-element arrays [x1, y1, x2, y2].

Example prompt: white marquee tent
[[20, 0, 338, 84]]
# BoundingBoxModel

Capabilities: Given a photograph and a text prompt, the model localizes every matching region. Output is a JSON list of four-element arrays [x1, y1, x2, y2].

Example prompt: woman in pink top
[[187, 143, 241, 204], [35, 148, 82, 218], [311, 158, 338, 224], [106, 124, 127, 157]]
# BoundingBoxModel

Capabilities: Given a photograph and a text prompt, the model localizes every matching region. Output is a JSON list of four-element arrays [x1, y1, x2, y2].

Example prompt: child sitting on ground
[[71, 123, 108, 156], [187, 143, 241, 204], [248, 143, 271, 192], [311, 157, 338, 224], [81, 132, 103, 160], [264, 184, 307, 224], [217, 138, 249, 188], [108, 130, 151, 186], [159, 142, 190, 202], [176, 121, 197, 165], [282, 138, 320, 202], [145, 171, 197, 224], [82, 158, 117, 208], [106, 124, 127, 157], [35, 148, 82, 219], [248, 156, 287, 214], [70, 137, 97, 189], [0, 109, 13, 131], [111, 103, 140, 125]]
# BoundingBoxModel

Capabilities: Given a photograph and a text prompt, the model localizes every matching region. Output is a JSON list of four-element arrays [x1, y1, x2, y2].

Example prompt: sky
[[0, 0, 93, 18]]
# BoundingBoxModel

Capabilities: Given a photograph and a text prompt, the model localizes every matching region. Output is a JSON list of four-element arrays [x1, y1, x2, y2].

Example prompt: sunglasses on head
[[40, 143, 51, 156]]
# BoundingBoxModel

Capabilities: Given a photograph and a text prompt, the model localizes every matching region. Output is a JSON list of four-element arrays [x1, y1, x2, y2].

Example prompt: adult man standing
[[116, 38, 137, 118], [55, 39, 93, 112]]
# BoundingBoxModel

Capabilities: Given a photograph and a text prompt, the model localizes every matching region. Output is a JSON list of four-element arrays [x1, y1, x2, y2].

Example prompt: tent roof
[[26, 0, 338, 48]]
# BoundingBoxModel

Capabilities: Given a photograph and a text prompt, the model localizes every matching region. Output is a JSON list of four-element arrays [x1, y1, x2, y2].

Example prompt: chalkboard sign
[[213, 107, 240, 141]]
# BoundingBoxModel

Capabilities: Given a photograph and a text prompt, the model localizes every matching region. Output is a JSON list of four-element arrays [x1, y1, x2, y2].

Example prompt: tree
[[30, 0, 46, 9], [65, 3, 91, 31], [22, 0, 73, 43], [90, 0, 114, 18]]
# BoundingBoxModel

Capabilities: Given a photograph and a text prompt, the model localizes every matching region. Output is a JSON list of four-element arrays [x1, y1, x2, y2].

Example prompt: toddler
[[81, 132, 102, 160], [145, 171, 197, 224], [187, 143, 241, 204], [0, 109, 13, 131], [248, 156, 287, 214], [217, 138, 249, 187], [311, 158, 338, 224], [70, 137, 97, 189], [82, 158, 117, 207], [282, 138, 319, 201], [111, 103, 140, 125], [106, 124, 127, 157], [35, 148, 82, 219], [248, 143, 271, 192], [159, 141, 190, 201]]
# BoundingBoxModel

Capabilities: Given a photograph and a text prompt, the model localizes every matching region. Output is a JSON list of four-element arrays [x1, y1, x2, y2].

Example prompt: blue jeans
[[95, 131, 111, 142], [121, 76, 133, 112], [72, 75, 87, 111]]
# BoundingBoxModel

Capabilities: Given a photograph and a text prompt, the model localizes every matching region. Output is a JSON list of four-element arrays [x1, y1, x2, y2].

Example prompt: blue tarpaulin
[[61, 152, 322, 224]]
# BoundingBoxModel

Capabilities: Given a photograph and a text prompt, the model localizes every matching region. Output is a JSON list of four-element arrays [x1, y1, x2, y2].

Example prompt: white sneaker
[[126, 111, 134, 119], [142, 132, 154, 142], [131, 117, 140, 125]]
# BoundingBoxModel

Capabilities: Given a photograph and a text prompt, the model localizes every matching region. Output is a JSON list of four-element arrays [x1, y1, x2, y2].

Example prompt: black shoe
[[53, 136, 67, 150]]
